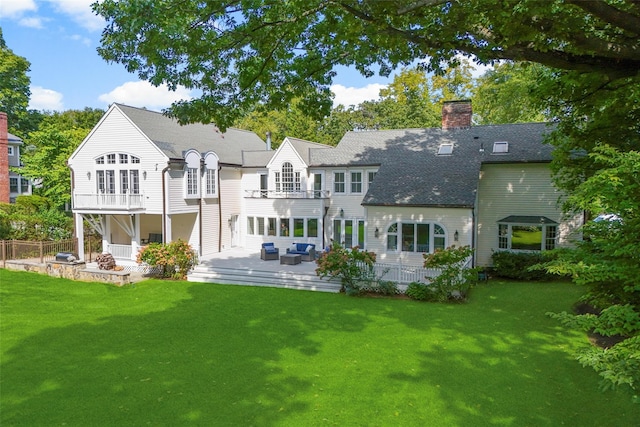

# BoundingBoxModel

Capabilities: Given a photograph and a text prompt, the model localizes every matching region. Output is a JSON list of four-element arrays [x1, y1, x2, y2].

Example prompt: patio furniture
[[286, 243, 316, 261], [260, 243, 279, 261], [141, 233, 163, 244], [280, 253, 302, 265]]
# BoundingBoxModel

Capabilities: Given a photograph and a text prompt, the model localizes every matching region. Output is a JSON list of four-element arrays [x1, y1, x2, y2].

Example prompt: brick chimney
[[442, 100, 472, 130], [0, 112, 9, 203]]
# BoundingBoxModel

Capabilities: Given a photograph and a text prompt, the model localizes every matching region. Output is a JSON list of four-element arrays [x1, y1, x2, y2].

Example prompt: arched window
[[282, 162, 294, 192], [386, 222, 447, 253], [94, 152, 140, 195]]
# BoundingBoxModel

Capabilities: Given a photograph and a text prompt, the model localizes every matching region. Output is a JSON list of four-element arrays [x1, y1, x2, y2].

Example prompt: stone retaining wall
[[4, 260, 132, 286]]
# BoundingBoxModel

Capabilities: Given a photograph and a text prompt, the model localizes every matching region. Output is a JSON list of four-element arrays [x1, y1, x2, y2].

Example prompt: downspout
[[218, 164, 223, 252], [161, 161, 170, 244], [199, 158, 204, 258], [322, 205, 329, 250]]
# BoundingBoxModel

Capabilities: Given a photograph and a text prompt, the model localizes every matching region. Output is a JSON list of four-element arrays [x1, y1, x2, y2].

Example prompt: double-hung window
[[334, 172, 345, 193], [351, 171, 362, 193], [186, 168, 198, 196]]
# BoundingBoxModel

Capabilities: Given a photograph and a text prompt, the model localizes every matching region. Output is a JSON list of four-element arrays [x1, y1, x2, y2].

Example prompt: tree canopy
[[0, 28, 31, 136], [94, 0, 639, 129]]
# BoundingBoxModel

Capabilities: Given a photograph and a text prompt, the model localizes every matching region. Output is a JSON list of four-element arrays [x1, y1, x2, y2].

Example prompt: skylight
[[438, 143, 454, 155], [492, 141, 509, 153]]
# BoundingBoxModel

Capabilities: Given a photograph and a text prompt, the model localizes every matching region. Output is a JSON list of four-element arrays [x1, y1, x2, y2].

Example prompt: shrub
[[406, 281, 431, 301], [315, 242, 377, 295], [491, 250, 560, 281], [422, 246, 479, 302], [137, 239, 198, 279]]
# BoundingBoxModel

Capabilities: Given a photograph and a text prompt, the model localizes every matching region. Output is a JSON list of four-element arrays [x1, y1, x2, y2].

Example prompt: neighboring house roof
[[115, 104, 266, 164], [8, 133, 23, 145], [309, 122, 554, 208]]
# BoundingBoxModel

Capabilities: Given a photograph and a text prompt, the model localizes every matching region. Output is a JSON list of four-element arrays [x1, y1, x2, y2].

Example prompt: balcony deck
[[244, 190, 330, 199], [73, 193, 145, 210]]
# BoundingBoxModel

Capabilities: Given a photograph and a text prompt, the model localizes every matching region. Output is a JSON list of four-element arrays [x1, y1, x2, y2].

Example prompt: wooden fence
[[0, 237, 103, 266]]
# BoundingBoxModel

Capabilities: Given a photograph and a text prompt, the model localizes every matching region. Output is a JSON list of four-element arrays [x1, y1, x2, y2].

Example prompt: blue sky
[[1, 0, 394, 113]]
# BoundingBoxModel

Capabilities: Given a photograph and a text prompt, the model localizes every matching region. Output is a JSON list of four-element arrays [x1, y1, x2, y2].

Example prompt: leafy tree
[[234, 98, 324, 148], [0, 195, 72, 240], [373, 67, 440, 129], [0, 28, 31, 136], [18, 109, 104, 211], [94, 0, 639, 130], [429, 57, 475, 105], [472, 62, 548, 125]]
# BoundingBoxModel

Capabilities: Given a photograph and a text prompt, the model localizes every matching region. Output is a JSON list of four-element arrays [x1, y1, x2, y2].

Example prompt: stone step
[[188, 265, 341, 293]]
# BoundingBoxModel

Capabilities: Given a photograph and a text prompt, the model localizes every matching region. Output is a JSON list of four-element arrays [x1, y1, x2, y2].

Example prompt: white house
[[70, 101, 581, 268], [68, 103, 267, 261], [239, 100, 582, 267]]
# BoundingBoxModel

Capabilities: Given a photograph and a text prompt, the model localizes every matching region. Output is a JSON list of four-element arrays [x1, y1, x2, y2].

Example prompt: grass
[[1, 269, 639, 426]]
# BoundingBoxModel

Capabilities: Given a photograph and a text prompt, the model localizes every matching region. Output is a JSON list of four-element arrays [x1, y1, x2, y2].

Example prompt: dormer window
[[184, 150, 201, 198], [438, 143, 454, 155], [203, 152, 219, 197], [493, 141, 509, 154]]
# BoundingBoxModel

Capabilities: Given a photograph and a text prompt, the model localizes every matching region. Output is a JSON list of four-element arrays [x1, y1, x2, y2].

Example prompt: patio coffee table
[[280, 253, 302, 265]]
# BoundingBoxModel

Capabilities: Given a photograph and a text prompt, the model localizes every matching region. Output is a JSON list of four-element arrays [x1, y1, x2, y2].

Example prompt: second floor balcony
[[73, 193, 145, 210], [244, 189, 331, 199]]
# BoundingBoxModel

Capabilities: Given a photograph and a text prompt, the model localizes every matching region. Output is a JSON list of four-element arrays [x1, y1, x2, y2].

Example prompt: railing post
[[39, 240, 44, 263], [2, 240, 5, 268]]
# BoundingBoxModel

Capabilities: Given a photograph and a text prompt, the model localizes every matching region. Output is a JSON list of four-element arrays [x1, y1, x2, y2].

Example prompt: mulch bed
[[574, 302, 628, 349]]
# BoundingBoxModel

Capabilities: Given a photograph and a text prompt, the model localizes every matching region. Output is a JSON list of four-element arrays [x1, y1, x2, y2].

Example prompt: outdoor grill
[[55, 252, 79, 263]]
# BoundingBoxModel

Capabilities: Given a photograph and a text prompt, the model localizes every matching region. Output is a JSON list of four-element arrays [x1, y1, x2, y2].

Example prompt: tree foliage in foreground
[[94, 0, 639, 130]]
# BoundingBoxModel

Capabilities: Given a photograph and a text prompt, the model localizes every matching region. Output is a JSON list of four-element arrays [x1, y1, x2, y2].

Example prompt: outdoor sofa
[[286, 243, 316, 262]]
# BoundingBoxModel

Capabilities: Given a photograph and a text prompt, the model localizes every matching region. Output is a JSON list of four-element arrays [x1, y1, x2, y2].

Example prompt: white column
[[75, 213, 85, 261]]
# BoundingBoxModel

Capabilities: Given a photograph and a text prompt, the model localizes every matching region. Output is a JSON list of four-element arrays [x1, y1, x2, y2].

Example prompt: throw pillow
[[289, 243, 298, 252], [305, 245, 314, 253]]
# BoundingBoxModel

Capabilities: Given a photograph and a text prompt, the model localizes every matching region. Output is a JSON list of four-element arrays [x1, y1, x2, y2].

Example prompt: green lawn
[[1, 269, 638, 426]]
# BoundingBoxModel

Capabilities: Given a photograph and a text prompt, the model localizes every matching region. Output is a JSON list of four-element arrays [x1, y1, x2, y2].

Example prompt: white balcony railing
[[73, 193, 145, 210], [244, 190, 330, 199]]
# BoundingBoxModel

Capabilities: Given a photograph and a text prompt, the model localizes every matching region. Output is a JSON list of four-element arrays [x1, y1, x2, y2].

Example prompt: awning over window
[[497, 215, 558, 225]]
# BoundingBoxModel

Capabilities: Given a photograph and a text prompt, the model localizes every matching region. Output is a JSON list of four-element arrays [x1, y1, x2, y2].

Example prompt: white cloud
[[98, 81, 193, 110], [49, 0, 105, 32], [18, 16, 44, 29], [0, 0, 36, 18], [69, 33, 91, 46], [30, 86, 64, 111], [331, 83, 386, 108]]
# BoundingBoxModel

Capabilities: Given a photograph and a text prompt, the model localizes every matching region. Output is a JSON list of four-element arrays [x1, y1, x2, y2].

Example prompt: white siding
[[476, 163, 580, 266], [219, 168, 243, 250], [68, 106, 167, 214], [200, 197, 220, 256], [366, 206, 473, 267]]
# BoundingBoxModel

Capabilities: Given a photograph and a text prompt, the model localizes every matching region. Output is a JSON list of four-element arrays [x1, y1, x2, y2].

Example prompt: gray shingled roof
[[116, 104, 266, 164], [286, 137, 333, 165], [309, 123, 554, 207], [8, 133, 23, 145]]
